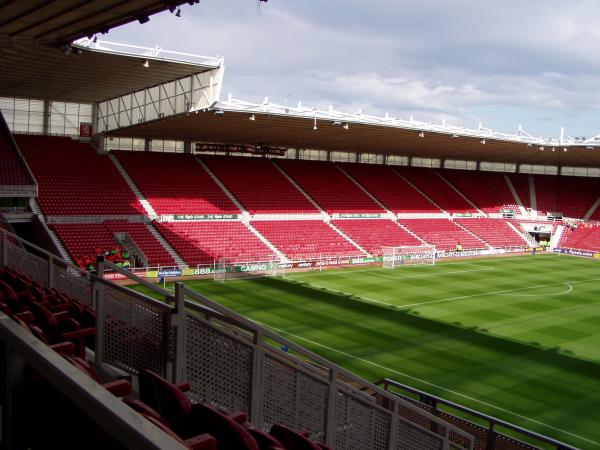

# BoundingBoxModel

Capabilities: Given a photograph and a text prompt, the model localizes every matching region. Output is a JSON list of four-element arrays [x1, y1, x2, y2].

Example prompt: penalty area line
[[256, 322, 599, 447]]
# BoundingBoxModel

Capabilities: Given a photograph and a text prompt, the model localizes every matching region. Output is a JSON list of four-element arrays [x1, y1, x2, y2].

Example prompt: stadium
[[0, 1, 599, 449]]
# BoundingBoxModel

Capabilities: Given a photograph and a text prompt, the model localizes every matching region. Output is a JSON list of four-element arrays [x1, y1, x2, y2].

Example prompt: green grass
[[132, 253, 600, 449]]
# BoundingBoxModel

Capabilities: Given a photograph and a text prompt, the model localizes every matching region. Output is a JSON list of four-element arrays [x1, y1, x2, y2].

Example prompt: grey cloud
[[107, 0, 600, 135]]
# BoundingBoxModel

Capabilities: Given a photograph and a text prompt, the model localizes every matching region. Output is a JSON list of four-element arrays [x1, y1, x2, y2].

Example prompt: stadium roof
[[0, 1, 218, 103], [107, 97, 600, 167], [0, 0, 199, 47], [0, 38, 222, 103]]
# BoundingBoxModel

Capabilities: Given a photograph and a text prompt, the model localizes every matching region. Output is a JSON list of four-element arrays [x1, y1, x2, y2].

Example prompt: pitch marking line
[[370, 267, 495, 280], [256, 322, 599, 447], [399, 279, 598, 309], [496, 283, 573, 297]]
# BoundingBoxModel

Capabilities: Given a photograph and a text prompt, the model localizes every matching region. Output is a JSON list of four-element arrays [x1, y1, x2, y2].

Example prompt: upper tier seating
[[399, 219, 487, 251], [332, 219, 422, 255], [440, 170, 516, 214], [51, 222, 175, 267], [16, 135, 142, 216], [508, 174, 531, 210], [560, 224, 600, 252], [251, 220, 360, 259], [533, 175, 557, 215], [0, 121, 31, 186], [276, 160, 383, 213], [455, 218, 527, 248], [396, 167, 477, 214], [339, 163, 439, 213], [155, 221, 273, 266], [556, 176, 600, 219], [115, 151, 238, 215], [201, 156, 318, 214], [537, 175, 600, 218]]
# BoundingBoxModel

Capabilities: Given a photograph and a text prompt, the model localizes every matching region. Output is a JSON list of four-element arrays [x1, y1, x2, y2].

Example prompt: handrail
[[0, 312, 188, 450], [376, 378, 577, 450]]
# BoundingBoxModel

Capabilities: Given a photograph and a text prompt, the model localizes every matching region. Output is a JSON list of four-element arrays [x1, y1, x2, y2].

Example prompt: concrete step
[[109, 154, 157, 218]]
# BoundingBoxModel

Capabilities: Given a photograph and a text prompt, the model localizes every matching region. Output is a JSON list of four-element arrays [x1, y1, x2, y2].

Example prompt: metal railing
[[376, 379, 576, 450], [0, 227, 476, 449]]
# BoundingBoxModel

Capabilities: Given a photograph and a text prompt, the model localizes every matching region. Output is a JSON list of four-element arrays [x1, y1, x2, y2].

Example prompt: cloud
[[106, 0, 600, 135]]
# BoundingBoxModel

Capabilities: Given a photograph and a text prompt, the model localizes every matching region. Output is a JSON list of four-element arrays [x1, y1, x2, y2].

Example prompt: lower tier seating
[[155, 221, 274, 266], [399, 219, 487, 251], [332, 220, 422, 255], [51, 223, 175, 268], [251, 220, 361, 259], [455, 218, 528, 248], [560, 224, 600, 252]]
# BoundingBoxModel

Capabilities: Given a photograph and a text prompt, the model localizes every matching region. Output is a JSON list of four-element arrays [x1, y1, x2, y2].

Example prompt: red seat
[[138, 369, 260, 450]]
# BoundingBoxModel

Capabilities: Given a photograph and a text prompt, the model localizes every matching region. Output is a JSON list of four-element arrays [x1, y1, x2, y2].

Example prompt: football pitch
[[132, 253, 600, 448]]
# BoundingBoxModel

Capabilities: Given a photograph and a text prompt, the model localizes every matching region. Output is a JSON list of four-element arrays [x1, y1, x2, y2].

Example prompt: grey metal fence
[[0, 228, 476, 450]]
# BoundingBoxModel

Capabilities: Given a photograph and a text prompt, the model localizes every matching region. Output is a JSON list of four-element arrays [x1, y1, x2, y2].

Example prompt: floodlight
[[481, 139, 486, 144], [418, 132, 424, 138], [249, 114, 256, 121], [142, 59, 149, 68], [176, 8, 182, 17]]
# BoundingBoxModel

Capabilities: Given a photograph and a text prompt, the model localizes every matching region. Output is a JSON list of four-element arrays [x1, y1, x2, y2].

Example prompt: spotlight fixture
[[539, 146, 544, 151], [249, 114, 256, 121], [137, 14, 150, 24], [418, 132, 425, 138], [343, 122, 349, 130], [92, 36, 97, 43], [175, 8, 182, 17], [313, 117, 317, 130], [552, 148, 555, 152], [481, 139, 486, 144], [564, 148, 568, 152], [142, 59, 149, 68]]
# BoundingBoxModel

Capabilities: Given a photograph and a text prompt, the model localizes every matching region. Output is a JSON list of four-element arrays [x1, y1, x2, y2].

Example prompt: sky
[[107, 0, 600, 139]]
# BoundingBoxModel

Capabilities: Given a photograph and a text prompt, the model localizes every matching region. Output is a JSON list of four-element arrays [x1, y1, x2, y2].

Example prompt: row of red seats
[[2, 265, 333, 449], [16, 135, 143, 216], [331, 219, 422, 255], [251, 220, 360, 259], [0, 266, 96, 358], [440, 170, 516, 214], [51, 222, 175, 267], [116, 151, 239, 215], [560, 224, 600, 252], [155, 221, 275, 266], [135, 369, 331, 450], [0, 121, 31, 185], [339, 163, 439, 213], [455, 218, 528, 248], [399, 219, 486, 251], [276, 160, 383, 214], [397, 167, 476, 214], [202, 155, 318, 214]]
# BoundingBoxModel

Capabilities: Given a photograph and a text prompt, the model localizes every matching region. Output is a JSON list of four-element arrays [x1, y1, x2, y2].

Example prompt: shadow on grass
[[258, 277, 600, 380]]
